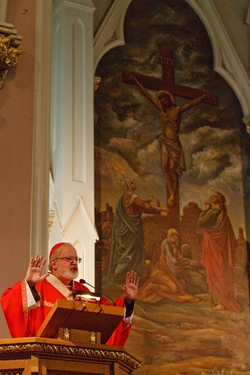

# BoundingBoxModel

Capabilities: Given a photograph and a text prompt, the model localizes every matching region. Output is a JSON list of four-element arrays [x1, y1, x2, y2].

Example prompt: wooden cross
[[122, 47, 218, 230]]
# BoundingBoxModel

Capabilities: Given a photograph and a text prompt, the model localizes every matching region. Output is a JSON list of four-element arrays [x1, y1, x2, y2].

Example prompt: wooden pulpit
[[36, 299, 125, 344], [0, 300, 141, 374]]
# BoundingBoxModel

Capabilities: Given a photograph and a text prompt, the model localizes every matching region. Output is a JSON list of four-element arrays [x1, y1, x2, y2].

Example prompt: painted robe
[[198, 206, 241, 312], [105, 193, 162, 286], [136, 239, 199, 303]]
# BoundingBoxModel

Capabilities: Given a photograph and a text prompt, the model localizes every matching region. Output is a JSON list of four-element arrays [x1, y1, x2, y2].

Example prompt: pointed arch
[[187, 0, 250, 118], [94, 0, 250, 123]]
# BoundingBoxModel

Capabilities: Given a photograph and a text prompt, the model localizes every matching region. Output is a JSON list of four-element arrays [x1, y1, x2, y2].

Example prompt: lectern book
[[36, 299, 124, 344]]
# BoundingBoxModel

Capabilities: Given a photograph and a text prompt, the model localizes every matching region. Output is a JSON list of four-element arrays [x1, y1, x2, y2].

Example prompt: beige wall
[[0, 0, 36, 338]]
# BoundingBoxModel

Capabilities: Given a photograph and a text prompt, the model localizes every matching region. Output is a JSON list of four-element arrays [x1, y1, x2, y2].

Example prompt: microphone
[[79, 279, 116, 306]]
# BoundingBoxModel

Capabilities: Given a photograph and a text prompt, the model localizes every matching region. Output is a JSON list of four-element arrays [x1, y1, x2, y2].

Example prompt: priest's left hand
[[123, 271, 140, 302]]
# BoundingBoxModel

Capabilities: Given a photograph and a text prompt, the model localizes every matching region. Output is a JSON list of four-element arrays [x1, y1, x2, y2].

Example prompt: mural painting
[[94, 0, 250, 374]]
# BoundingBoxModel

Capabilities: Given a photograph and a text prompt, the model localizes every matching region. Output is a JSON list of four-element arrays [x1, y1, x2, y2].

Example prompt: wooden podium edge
[[0, 337, 141, 370], [36, 299, 125, 344]]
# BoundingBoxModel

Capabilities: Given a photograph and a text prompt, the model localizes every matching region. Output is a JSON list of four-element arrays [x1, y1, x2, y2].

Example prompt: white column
[[50, 0, 98, 284], [30, 0, 52, 258]]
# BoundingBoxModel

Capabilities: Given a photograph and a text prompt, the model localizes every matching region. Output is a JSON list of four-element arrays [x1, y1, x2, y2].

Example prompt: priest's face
[[51, 244, 79, 284]]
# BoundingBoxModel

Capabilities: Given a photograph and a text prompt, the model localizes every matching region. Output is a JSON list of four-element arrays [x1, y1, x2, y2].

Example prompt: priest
[[1, 242, 139, 346]]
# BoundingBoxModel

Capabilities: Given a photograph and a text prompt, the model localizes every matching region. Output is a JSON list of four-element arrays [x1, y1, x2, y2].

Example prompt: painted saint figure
[[198, 192, 242, 312], [105, 178, 168, 287], [131, 75, 208, 208], [136, 228, 199, 303]]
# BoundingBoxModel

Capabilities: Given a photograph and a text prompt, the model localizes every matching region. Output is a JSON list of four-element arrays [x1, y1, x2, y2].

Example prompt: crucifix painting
[[94, 0, 249, 373], [122, 48, 218, 229]]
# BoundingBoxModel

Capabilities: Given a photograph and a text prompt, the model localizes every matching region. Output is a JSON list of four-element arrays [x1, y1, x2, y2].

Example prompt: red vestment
[[1, 275, 131, 346]]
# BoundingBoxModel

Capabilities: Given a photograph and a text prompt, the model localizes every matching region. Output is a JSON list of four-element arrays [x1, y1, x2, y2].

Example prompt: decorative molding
[[49, 209, 55, 236], [72, 18, 86, 183], [50, 0, 96, 285], [0, 22, 22, 88], [60, 195, 99, 242], [93, 0, 132, 71], [53, 0, 95, 14], [0, 341, 141, 369], [49, 182, 98, 284], [187, 0, 250, 120]]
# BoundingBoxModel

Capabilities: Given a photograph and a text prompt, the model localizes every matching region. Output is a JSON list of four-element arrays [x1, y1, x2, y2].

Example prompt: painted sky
[[94, 0, 246, 233]]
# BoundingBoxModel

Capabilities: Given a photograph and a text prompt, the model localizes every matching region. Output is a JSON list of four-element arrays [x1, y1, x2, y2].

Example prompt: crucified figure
[[131, 75, 208, 207]]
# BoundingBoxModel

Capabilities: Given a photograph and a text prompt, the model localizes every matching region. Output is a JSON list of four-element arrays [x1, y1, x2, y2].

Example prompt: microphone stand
[[78, 279, 116, 306]]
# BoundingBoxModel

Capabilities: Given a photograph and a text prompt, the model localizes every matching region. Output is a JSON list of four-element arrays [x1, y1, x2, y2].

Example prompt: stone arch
[[94, 0, 250, 126]]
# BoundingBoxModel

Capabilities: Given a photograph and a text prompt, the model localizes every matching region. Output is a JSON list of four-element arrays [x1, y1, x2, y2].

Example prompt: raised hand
[[25, 255, 49, 286], [161, 206, 169, 213], [123, 271, 140, 302]]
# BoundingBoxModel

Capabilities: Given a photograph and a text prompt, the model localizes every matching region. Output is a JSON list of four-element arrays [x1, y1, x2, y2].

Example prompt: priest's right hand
[[25, 255, 49, 287]]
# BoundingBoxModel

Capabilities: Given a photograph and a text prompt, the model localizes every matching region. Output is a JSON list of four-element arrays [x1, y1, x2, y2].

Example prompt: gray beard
[[61, 269, 78, 280]]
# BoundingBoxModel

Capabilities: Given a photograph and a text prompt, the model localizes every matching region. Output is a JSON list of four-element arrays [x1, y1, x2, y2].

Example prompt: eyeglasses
[[54, 257, 82, 264]]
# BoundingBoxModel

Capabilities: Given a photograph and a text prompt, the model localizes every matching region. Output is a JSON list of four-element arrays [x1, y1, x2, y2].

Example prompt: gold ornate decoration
[[89, 331, 97, 344], [62, 328, 71, 341], [0, 23, 22, 88], [0, 341, 141, 370]]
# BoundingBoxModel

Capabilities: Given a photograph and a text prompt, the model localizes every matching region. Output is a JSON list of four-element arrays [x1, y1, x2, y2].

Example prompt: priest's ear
[[49, 259, 57, 271]]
